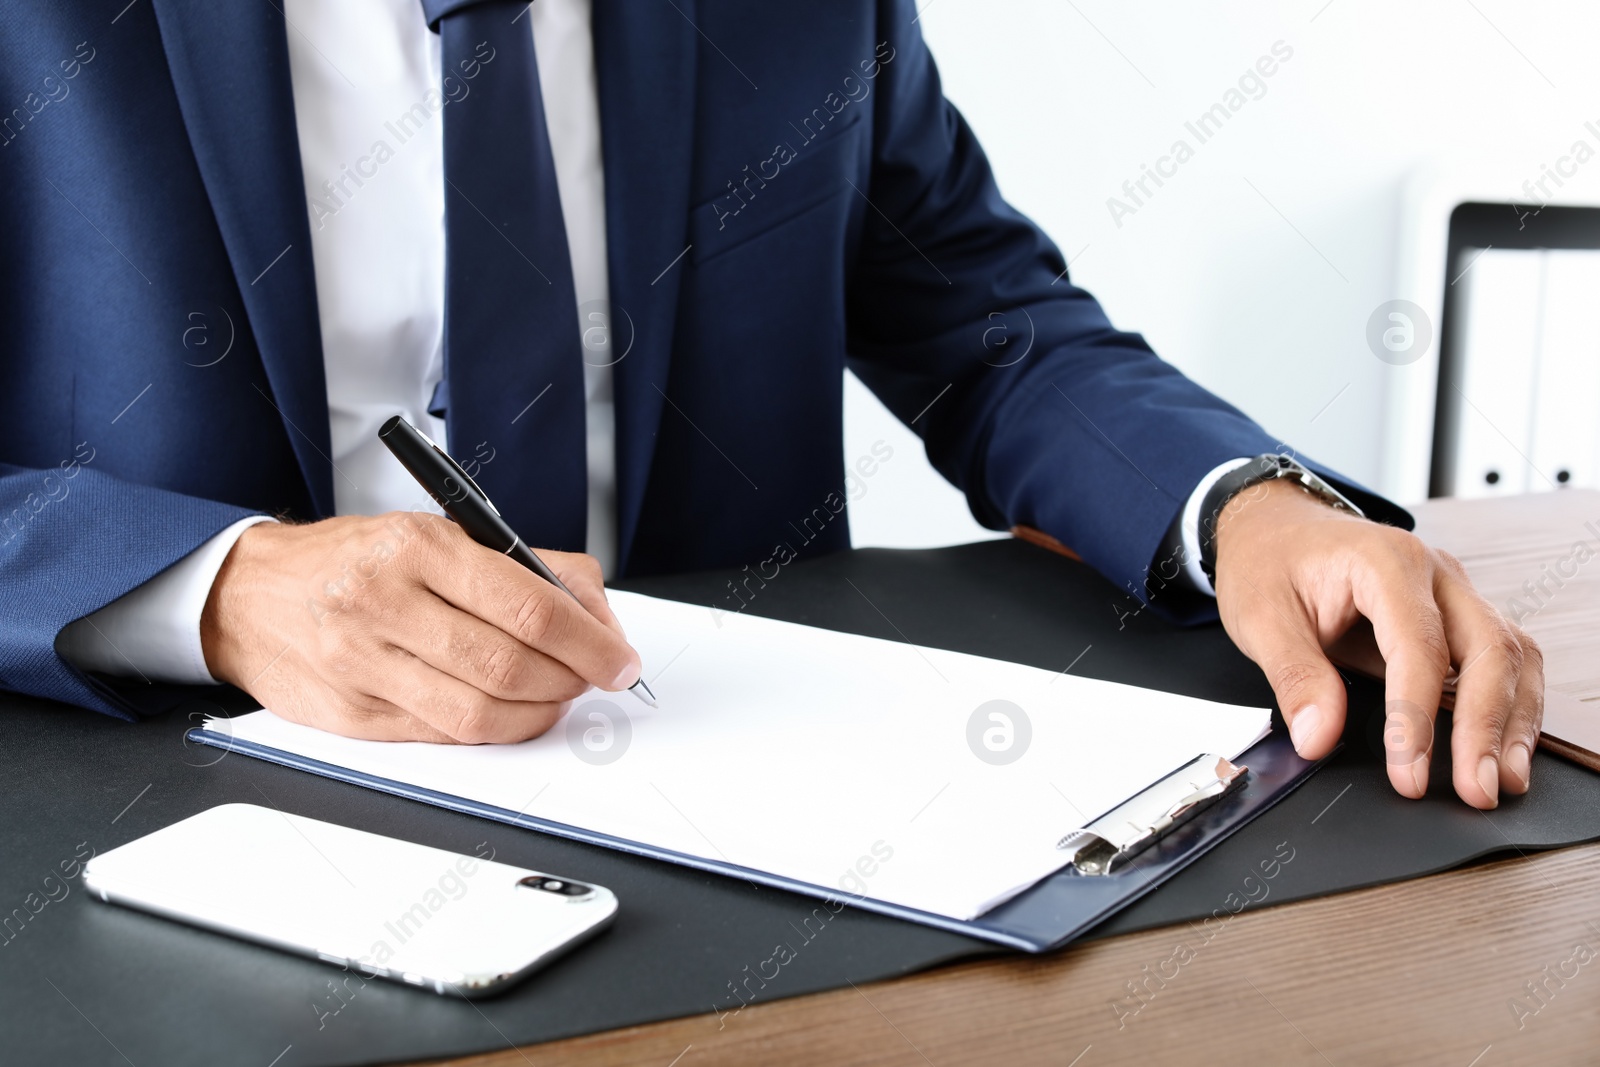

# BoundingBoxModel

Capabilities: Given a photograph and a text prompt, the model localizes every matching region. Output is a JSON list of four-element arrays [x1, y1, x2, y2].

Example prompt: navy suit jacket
[[0, 0, 1405, 720]]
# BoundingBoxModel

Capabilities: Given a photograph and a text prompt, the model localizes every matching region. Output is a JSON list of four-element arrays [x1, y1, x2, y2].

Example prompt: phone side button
[[316, 952, 347, 966], [402, 972, 425, 986]]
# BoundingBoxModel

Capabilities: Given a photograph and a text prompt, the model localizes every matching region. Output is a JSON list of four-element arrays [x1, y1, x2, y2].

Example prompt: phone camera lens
[[519, 875, 593, 897]]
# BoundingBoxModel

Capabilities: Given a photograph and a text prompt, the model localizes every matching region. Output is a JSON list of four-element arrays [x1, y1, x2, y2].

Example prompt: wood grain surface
[[1411, 489, 1600, 705], [423, 492, 1600, 1067]]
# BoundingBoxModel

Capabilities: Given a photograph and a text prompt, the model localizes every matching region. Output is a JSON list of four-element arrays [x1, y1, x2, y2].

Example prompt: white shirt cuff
[[56, 516, 276, 685], [1179, 457, 1256, 598]]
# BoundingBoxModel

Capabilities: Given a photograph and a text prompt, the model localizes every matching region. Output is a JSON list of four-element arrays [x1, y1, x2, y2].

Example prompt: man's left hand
[[1211, 479, 1543, 808]]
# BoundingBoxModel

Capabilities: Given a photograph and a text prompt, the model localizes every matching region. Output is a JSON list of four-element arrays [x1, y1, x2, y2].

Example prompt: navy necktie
[[422, 0, 587, 551]]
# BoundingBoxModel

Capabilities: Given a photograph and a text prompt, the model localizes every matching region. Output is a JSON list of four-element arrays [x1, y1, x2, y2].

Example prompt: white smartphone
[[83, 803, 617, 998]]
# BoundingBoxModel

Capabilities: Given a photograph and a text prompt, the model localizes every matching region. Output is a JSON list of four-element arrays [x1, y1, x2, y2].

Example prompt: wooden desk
[[428, 492, 1600, 1067], [1410, 489, 1600, 706]]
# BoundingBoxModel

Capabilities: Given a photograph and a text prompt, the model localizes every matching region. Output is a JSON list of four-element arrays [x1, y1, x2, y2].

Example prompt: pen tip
[[629, 677, 658, 708]]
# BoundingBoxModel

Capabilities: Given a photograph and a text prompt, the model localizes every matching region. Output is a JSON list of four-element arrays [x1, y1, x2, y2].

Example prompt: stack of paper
[[209, 591, 1269, 921]]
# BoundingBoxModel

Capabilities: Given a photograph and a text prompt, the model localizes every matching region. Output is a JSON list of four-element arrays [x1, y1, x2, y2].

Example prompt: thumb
[[1242, 612, 1348, 759]]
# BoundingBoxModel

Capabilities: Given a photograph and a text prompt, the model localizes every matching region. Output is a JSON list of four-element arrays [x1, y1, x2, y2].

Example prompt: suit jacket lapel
[[149, 0, 335, 517], [593, 0, 698, 573]]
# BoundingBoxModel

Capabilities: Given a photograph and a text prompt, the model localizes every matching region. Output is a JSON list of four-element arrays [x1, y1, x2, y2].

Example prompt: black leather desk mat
[[3, 539, 1597, 1067]]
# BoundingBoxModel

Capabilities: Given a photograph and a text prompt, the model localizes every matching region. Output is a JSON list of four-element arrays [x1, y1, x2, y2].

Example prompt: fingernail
[[610, 657, 641, 691], [1410, 754, 1429, 797], [1287, 705, 1322, 753], [1477, 755, 1500, 807], [1505, 742, 1532, 791]]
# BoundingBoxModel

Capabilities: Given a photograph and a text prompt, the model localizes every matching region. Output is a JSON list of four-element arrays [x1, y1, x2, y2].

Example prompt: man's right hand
[[199, 513, 642, 744]]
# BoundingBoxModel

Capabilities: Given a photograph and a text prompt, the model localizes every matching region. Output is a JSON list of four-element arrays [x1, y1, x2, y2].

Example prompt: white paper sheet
[[209, 591, 1269, 920]]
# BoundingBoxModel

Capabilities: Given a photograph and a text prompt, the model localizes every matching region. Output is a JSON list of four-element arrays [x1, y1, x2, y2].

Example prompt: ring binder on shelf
[[1060, 754, 1249, 875]]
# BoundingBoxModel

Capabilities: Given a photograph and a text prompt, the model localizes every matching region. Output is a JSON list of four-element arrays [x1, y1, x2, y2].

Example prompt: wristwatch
[[1198, 454, 1364, 584]]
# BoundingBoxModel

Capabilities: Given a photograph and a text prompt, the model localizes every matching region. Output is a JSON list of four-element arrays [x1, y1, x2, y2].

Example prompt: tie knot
[[421, 0, 519, 32]]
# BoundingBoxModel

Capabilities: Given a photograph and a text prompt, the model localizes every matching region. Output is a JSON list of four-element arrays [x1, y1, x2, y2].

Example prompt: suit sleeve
[[844, 0, 1408, 622], [57, 515, 276, 684], [0, 456, 260, 720]]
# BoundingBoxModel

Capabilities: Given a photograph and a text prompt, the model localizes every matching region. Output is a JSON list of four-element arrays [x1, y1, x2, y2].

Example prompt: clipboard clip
[[1058, 754, 1249, 875]]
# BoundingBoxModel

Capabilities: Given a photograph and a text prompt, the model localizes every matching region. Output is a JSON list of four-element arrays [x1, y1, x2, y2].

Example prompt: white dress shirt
[[57, 0, 1237, 686]]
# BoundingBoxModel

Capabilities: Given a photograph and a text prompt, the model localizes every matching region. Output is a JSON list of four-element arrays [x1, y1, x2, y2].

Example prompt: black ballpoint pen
[[379, 414, 658, 708]]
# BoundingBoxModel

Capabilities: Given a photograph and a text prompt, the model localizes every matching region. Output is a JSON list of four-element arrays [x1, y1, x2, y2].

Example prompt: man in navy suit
[[0, 0, 1541, 808]]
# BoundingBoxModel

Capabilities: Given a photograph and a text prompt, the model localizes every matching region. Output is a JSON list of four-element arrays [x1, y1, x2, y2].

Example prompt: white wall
[[846, 0, 1600, 548]]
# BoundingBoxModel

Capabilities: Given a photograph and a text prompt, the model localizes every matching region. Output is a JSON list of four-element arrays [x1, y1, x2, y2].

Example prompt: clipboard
[[187, 726, 1325, 953]]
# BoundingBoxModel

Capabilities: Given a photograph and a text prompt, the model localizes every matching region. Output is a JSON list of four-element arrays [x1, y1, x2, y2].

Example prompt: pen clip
[[1058, 754, 1249, 876]]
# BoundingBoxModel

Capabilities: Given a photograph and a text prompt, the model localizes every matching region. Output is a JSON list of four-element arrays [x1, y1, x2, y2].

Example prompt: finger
[[417, 528, 641, 691], [265, 669, 459, 744], [545, 550, 627, 639], [1435, 557, 1545, 800], [1350, 545, 1449, 800], [1230, 584, 1349, 760], [1434, 567, 1523, 808], [316, 694, 459, 743], [393, 594, 590, 705], [1499, 636, 1544, 795], [369, 644, 565, 744]]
